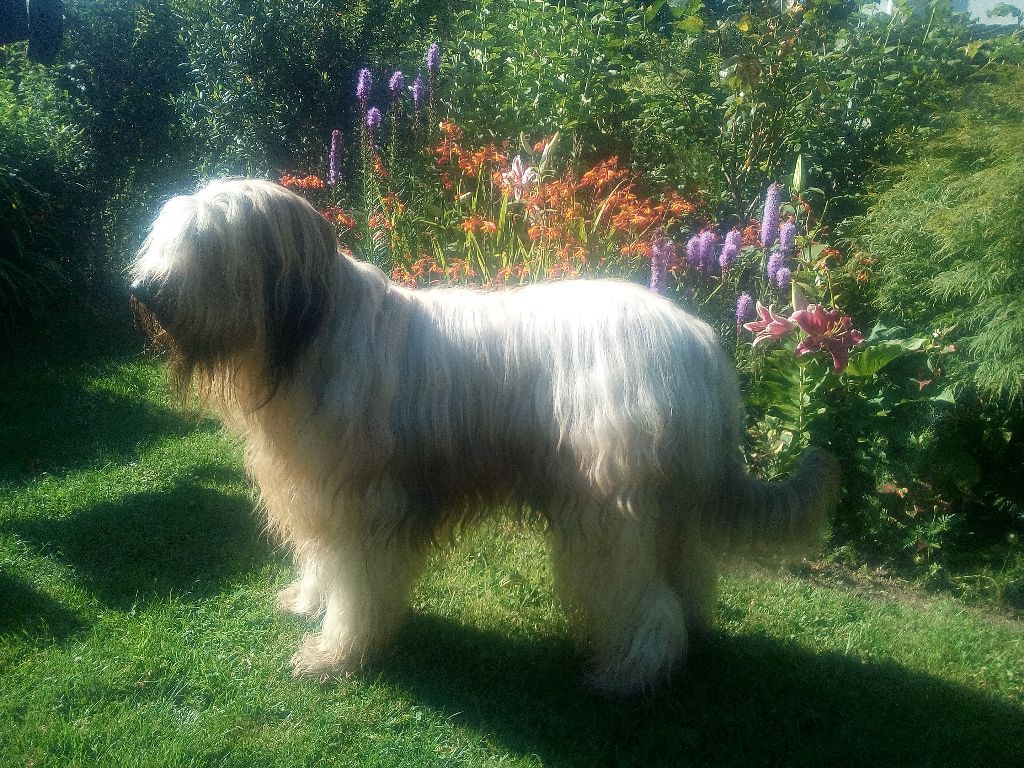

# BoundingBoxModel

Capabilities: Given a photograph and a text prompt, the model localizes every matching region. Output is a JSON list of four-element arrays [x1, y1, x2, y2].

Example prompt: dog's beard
[[131, 294, 171, 350], [131, 294, 200, 395]]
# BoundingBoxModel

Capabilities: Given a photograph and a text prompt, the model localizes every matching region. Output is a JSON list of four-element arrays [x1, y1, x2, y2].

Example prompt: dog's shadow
[[0, 571, 86, 640], [375, 612, 1023, 768], [0, 305, 222, 488], [3, 463, 272, 614]]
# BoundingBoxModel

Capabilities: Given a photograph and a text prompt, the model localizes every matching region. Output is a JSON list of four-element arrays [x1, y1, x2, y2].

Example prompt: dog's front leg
[[288, 528, 425, 680]]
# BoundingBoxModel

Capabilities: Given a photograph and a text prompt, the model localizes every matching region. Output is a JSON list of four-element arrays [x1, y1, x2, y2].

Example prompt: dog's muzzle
[[130, 275, 177, 334], [129, 276, 158, 306], [130, 275, 179, 322]]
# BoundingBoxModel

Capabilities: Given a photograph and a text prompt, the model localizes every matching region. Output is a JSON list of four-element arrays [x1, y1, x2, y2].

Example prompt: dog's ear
[[261, 201, 338, 396]]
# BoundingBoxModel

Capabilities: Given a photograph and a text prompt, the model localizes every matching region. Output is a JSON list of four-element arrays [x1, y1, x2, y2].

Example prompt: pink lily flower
[[502, 155, 539, 201], [791, 304, 864, 373], [743, 302, 798, 347]]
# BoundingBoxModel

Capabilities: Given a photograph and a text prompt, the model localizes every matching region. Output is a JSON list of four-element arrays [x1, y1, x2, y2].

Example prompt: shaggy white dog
[[131, 178, 839, 694]]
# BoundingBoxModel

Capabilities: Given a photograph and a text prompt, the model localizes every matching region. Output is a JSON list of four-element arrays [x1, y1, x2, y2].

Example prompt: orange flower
[[280, 173, 325, 190], [458, 144, 508, 178], [556, 244, 588, 262], [431, 140, 462, 165], [372, 155, 390, 180], [527, 222, 565, 242], [446, 258, 478, 281], [461, 214, 499, 235], [820, 247, 843, 264], [620, 240, 652, 258], [320, 206, 356, 229], [661, 191, 696, 219], [409, 255, 445, 283], [439, 121, 463, 139], [578, 158, 628, 191], [492, 263, 532, 285], [391, 265, 416, 287], [546, 260, 581, 280], [380, 194, 407, 216]]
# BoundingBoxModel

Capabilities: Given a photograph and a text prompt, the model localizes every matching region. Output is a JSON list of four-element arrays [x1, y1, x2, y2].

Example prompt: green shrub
[[1, 0, 457, 307], [1, 0, 195, 319], [624, 0, 975, 217], [57, 0, 200, 273], [847, 67, 1024, 595], [856, 69, 1024, 404], [170, 0, 455, 178], [443, 0, 638, 156], [0, 53, 89, 324]]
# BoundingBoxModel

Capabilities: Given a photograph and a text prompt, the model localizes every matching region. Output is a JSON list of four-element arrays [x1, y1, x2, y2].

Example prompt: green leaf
[[963, 39, 985, 60], [845, 342, 912, 378], [673, 14, 704, 33], [645, 0, 667, 23], [792, 154, 805, 195]]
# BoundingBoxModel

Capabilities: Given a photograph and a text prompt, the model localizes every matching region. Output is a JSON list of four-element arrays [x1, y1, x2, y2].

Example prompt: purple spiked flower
[[412, 73, 426, 111], [775, 266, 792, 291], [767, 251, 785, 284], [650, 236, 675, 294], [389, 70, 405, 94], [686, 235, 701, 268], [366, 107, 382, 136], [779, 220, 796, 256], [719, 228, 741, 271], [427, 43, 441, 73], [698, 230, 717, 272], [356, 68, 372, 107], [736, 291, 755, 328], [328, 129, 342, 186], [760, 183, 782, 247]]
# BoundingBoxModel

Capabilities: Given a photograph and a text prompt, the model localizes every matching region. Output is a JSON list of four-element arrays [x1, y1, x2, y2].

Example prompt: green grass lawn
[[2, 304, 1022, 768]]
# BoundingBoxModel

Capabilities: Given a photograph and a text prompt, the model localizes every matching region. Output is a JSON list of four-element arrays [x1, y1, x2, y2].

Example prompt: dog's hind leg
[[659, 525, 718, 638], [551, 506, 688, 695]]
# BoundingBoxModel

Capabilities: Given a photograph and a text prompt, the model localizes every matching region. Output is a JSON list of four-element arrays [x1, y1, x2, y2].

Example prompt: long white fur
[[132, 179, 840, 694]]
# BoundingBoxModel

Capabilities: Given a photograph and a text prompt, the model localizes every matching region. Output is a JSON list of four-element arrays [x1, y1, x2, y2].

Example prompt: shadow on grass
[[4, 464, 272, 612], [0, 384, 220, 487], [378, 613, 1024, 768], [0, 572, 85, 640], [0, 303, 220, 487]]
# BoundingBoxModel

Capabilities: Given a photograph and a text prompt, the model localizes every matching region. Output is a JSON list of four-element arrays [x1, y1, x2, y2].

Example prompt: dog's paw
[[276, 581, 321, 617], [276, 582, 303, 614], [288, 634, 360, 681]]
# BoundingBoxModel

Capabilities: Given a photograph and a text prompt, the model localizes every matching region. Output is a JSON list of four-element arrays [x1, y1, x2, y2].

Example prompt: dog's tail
[[706, 447, 841, 555]]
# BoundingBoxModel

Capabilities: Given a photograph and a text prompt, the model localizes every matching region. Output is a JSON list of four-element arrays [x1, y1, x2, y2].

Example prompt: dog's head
[[131, 179, 339, 397]]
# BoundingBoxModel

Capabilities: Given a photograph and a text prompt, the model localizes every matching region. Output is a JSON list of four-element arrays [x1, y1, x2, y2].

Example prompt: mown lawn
[[1, 303, 1022, 768]]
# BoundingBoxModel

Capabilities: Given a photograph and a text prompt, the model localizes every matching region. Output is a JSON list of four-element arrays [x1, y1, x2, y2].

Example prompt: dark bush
[[0, 51, 89, 324]]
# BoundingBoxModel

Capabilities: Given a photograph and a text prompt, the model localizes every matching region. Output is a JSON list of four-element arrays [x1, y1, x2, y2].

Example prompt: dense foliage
[[0, 62, 89, 321], [0, 0, 455, 324], [856, 70, 1024, 404], [849, 70, 1024, 601]]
